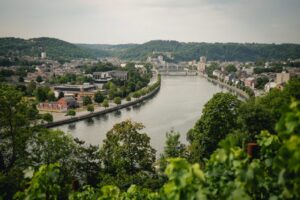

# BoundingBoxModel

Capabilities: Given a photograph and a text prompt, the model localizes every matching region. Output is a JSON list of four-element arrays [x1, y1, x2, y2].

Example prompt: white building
[[41, 52, 47, 59], [264, 82, 277, 92]]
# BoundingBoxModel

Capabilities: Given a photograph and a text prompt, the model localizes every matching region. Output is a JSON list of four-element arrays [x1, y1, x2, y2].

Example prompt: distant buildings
[[198, 56, 206, 73], [92, 70, 128, 83]]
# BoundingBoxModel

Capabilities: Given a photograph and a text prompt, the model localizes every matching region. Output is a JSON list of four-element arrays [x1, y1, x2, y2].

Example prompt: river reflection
[[54, 76, 226, 153]]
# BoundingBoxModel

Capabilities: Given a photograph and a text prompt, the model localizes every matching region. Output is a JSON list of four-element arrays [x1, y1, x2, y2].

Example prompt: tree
[[87, 104, 94, 113], [58, 91, 64, 99], [26, 81, 36, 96], [126, 96, 131, 101], [35, 87, 50, 102], [36, 75, 43, 83], [238, 100, 276, 141], [18, 76, 24, 83], [94, 91, 104, 104], [0, 84, 37, 173], [159, 130, 187, 172], [162, 130, 186, 158], [41, 113, 53, 123], [100, 120, 156, 189], [114, 97, 121, 105], [14, 164, 61, 200], [132, 91, 141, 98], [47, 91, 56, 102], [83, 96, 92, 106], [225, 64, 237, 73], [102, 99, 109, 109], [255, 77, 269, 90], [66, 109, 76, 117], [284, 77, 300, 100], [188, 92, 241, 162]]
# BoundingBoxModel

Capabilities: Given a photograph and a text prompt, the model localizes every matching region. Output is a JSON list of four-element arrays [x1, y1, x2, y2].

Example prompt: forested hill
[[0, 37, 110, 59], [118, 40, 300, 61], [1, 37, 300, 61]]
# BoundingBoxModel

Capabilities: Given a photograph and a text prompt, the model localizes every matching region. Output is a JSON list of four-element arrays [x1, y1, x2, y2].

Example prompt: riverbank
[[202, 75, 249, 100], [44, 85, 160, 128]]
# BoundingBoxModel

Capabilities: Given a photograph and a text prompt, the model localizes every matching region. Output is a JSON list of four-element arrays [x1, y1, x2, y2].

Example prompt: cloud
[[0, 0, 299, 44]]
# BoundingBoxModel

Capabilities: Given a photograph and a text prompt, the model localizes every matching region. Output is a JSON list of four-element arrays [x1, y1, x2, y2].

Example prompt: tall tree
[[100, 120, 156, 189], [188, 92, 241, 163], [0, 84, 37, 173]]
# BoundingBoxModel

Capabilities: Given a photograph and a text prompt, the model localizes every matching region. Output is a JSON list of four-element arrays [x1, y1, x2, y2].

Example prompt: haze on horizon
[[0, 0, 299, 44]]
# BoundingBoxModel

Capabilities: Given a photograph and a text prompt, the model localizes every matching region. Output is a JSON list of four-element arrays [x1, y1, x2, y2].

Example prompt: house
[[243, 67, 254, 75], [224, 73, 235, 83], [57, 97, 79, 109], [212, 70, 221, 78], [264, 82, 277, 92], [37, 97, 78, 112], [109, 70, 128, 81], [93, 72, 112, 83], [244, 77, 255, 89]]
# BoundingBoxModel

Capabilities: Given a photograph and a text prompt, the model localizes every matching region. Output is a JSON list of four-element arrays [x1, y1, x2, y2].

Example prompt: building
[[37, 96, 79, 112], [276, 71, 290, 85], [244, 77, 255, 89], [264, 82, 277, 92], [93, 72, 112, 83], [243, 67, 254, 75], [198, 56, 206, 73], [53, 84, 97, 99], [41, 52, 47, 59], [135, 64, 147, 75], [37, 101, 67, 112], [109, 70, 128, 81], [57, 96, 79, 109]]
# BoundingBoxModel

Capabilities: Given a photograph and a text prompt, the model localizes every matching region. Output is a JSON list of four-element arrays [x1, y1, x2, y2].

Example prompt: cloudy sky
[[0, 0, 299, 44]]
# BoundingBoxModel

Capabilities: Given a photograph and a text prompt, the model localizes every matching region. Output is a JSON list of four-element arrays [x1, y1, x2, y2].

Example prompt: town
[[1, 51, 299, 121]]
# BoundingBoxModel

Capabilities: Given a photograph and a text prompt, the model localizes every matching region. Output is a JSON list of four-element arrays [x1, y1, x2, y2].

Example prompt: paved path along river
[[54, 76, 226, 153]]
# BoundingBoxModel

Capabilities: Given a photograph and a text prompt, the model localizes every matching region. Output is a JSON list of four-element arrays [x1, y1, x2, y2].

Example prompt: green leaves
[[14, 164, 61, 200], [189, 92, 241, 162], [100, 120, 156, 189], [162, 158, 206, 200]]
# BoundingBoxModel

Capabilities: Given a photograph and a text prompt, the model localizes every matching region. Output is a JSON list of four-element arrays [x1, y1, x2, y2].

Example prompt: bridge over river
[[54, 76, 227, 153]]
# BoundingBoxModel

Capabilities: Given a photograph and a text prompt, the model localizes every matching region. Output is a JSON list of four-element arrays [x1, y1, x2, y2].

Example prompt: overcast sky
[[0, 0, 299, 44]]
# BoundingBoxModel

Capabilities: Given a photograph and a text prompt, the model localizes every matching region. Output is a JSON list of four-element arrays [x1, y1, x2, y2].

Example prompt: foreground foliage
[[15, 100, 300, 199]]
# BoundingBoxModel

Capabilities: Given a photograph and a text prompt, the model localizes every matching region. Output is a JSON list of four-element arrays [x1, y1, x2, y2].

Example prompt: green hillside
[[0, 37, 109, 59], [119, 40, 300, 61], [1, 37, 300, 61]]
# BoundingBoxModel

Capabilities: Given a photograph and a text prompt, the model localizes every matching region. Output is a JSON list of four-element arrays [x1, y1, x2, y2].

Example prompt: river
[[54, 76, 226, 153]]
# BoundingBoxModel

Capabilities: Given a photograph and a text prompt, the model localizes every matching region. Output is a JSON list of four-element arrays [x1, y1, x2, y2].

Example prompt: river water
[[55, 76, 225, 153]]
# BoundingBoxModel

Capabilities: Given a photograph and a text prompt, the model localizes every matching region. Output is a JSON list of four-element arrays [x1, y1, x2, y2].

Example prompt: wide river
[[55, 76, 226, 153]]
